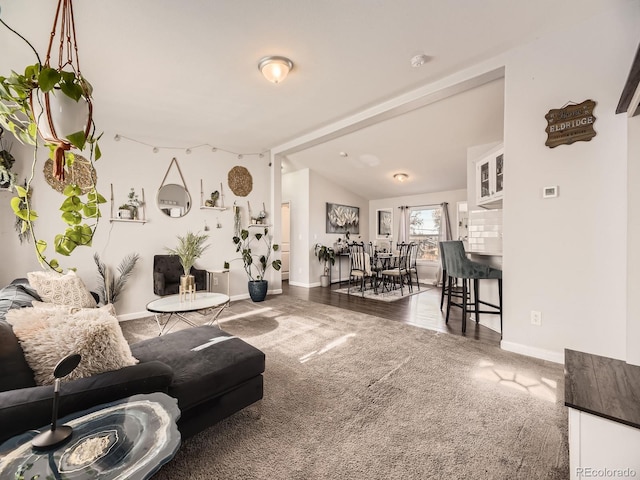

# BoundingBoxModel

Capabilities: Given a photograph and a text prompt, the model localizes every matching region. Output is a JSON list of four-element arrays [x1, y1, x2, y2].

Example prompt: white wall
[[502, 3, 639, 362], [627, 114, 640, 366], [282, 168, 368, 287], [309, 170, 369, 285], [0, 139, 37, 286], [369, 189, 467, 284], [282, 169, 310, 287], [2, 134, 275, 317]]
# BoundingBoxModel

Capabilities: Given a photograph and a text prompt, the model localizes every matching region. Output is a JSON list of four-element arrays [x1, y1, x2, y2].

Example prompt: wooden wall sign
[[545, 99, 596, 148]]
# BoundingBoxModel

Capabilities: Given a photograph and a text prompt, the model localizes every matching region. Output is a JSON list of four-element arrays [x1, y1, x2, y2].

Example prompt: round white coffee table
[[146, 292, 230, 335]]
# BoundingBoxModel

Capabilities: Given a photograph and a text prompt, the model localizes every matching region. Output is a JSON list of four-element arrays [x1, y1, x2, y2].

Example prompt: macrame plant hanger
[[31, 0, 93, 181]]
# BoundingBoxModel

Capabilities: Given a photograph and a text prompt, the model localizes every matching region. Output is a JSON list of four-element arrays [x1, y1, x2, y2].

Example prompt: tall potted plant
[[166, 231, 210, 292], [314, 243, 335, 287], [225, 228, 281, 302]]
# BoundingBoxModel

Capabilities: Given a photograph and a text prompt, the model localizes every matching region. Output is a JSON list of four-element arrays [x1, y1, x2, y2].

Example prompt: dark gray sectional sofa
[[0, 278, 264, 444]]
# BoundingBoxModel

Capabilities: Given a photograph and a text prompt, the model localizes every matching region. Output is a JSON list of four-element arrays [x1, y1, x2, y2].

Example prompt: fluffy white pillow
[[5, 307, 137, 385], [31, 300, 116, 317], [27, 270, 97, 309]]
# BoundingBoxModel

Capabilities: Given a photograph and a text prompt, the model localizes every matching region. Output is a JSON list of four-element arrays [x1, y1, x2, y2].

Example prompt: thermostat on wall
[[543, 185, 558, 198]]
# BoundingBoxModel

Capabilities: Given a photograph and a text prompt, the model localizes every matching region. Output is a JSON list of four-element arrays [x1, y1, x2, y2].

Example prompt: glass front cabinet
[[475, 144, 504, 209]]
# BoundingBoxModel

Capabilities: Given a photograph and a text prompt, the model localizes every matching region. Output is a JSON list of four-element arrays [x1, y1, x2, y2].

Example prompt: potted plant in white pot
[[166, 231, 210, 293], [314, 243, 335, 287], [225, 227, 281, 302]]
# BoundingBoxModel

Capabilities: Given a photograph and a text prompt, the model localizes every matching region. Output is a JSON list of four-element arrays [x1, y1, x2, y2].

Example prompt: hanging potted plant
[[225, 228, 281, 302], [0, 0, 104, 272], [165, 231, 211, 293], [314, 243, 335, 287]]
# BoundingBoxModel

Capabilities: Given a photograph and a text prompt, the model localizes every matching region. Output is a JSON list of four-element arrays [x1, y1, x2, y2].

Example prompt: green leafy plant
[[0, 18, 103, 272], [314, 243, 335, 276], [166, 231, 211, 276], [93, 252, 140, 304], [125, 187, 141, 218], [225, 228, 281, 281]]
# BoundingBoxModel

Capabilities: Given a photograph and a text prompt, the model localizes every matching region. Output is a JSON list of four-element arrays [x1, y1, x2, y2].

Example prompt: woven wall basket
[[44, 155, 97, 194], [228, 166, 253, 197]]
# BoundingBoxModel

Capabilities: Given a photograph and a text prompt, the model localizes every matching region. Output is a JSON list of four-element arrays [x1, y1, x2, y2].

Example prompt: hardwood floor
[[281, 280, 502, 347]]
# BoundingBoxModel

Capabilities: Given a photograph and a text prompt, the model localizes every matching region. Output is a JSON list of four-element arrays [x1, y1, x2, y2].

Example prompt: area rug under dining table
[[120, 295, 568, 480], [333, 284, 432, 302]]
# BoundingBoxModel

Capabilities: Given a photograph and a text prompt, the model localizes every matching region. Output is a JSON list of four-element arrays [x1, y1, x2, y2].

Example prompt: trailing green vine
[[0, 64, 104, 272]]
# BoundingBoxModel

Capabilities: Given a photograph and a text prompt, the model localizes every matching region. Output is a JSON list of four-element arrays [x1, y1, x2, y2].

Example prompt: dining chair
[[440, 241, 502, 336], [380, 242, 411, 295], [367, 242, 384, 289], [348, 242, 375, 296], [408, 242, 420, 290]]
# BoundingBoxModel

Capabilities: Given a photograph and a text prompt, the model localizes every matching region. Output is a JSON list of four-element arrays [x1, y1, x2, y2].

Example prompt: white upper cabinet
[[475, 144, 504, 209]]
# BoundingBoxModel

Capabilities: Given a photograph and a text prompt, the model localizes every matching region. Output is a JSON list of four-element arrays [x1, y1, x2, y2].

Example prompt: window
[[409, 207, 441, 262]]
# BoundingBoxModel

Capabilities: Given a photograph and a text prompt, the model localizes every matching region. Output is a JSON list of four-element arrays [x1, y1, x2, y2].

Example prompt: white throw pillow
[[5, 307, 137, 385], [27, 270, 97, 308], [31, 300, 116, 317]]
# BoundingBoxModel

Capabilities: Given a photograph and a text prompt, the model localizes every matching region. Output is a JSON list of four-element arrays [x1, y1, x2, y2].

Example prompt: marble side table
[[0, 392, 181, 480]]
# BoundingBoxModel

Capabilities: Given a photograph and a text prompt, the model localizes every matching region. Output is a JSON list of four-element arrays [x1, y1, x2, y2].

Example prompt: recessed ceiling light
[[394, 173, 409, 182], [410, 54, 430, 68], [339, 152, 348, 157]]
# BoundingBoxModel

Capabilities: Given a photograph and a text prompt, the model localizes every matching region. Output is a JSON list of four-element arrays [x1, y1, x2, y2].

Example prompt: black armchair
[[153, 255, 208, 296]]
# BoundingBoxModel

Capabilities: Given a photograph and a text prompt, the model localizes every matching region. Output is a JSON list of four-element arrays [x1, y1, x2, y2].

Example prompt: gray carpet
[[121, 296, 568, 480]]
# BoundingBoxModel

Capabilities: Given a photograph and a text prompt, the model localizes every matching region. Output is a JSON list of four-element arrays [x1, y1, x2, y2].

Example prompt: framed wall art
[[376, 208, 393, 238], [326, 202, 359, 234]]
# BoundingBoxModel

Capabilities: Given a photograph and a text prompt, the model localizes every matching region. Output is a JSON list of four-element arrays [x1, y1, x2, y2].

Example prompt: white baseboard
[[230, 288, 281, 302], [500, 340, 564, 364], [289, 281, 316, 288]]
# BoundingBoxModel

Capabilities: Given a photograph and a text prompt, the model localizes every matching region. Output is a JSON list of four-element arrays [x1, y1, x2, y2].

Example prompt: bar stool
[[438, 242, 468, 311], [440, 241, 502, 337]]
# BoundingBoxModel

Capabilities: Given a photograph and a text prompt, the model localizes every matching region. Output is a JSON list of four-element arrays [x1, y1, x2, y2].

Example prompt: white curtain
[[397, 206, 410, 245], [434, 202, 452, 286]]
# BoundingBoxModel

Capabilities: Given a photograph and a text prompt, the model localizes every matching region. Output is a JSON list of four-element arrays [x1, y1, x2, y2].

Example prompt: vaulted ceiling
[[0, 0, 623, 199]]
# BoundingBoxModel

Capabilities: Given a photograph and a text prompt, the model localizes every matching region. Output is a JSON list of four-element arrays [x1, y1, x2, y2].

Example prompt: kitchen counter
[[565, 349, 640, 430]]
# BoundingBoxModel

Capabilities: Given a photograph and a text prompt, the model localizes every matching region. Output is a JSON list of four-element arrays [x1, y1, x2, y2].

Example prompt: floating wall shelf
[[200, 179, 227, 210], [200, 206, 228, 211], [109, 218, 148, 224], [247, 224, 272, 228], [110, 183, 147, 223]]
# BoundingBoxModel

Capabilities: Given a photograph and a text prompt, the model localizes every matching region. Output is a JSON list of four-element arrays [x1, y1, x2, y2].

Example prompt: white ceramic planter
[[30, 88, 91, 144]]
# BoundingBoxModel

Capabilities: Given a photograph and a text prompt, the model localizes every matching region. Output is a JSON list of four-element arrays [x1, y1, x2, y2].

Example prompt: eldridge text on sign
[[545, 99, 596, 148]]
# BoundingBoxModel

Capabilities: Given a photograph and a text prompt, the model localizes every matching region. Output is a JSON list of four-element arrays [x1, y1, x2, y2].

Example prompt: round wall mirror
[[157, 184, 191, 217]]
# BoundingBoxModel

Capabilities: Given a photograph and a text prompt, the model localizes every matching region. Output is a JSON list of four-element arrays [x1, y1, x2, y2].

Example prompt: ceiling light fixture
[[258, 56, 294, 84], [394, 173, 409, 182]]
